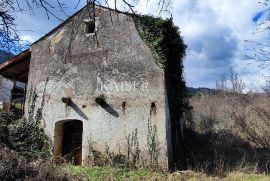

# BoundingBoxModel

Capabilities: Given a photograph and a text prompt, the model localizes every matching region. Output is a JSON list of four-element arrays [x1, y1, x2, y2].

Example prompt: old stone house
[[0, 5, 187, 170]]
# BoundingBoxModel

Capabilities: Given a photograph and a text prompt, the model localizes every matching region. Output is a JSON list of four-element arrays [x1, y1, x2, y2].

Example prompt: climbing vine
[[132, 14, 190, 169], [132, 14, 189, 111], [7, 83, 51, 159], [28, 86, 37, 123], [132, 15, 186, 68], [147, 118, 159, 168]]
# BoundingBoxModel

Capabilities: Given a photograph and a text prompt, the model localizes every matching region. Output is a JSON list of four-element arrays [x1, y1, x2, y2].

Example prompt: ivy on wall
[[132, 15, 186, 68], [132, 14, 190, 170], [131, 14, 189, 109]]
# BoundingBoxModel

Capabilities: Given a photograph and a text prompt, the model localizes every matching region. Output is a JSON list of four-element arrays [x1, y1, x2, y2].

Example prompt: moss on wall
[[132, 14, 190, 170]]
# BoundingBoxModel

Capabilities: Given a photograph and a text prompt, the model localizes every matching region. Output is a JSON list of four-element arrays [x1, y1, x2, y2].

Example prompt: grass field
[[63, 166, 270, 181]]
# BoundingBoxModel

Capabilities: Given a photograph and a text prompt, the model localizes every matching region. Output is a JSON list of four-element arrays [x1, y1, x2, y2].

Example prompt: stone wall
[[26, 7, 170, 169]]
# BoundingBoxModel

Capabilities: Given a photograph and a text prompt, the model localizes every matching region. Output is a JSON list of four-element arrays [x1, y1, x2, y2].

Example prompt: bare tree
[[0, 0, 171, 53], [261, 78, 270, 94], [0, 0, 67, 52], [216, 67, 245, 93], [245, 1, 270, 66], [0, 0, 21, 52], [216, 73, 228, 91], [229, 67, 245, 93]]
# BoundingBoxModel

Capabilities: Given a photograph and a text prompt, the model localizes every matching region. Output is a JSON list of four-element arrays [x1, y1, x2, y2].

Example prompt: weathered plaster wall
[[26, 7, 169, 168], [0, 76, 13, 102]]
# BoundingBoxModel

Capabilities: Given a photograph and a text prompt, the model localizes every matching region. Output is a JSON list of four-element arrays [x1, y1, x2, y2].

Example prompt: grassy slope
[[64, 166, 270, 181]]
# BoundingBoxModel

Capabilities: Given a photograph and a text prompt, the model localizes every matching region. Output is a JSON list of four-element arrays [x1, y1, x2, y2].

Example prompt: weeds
[[0, 145, 67, 181], [126, 128, 140, 167], [147, 118, 159, 169]]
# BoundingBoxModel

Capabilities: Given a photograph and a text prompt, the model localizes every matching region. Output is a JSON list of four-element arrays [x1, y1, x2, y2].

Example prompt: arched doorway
[[54, 120, 83, 165]]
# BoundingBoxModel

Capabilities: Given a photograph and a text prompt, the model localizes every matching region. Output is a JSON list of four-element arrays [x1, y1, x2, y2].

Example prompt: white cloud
[[21, 35, 35, 43], [134, 0, 266, 89]]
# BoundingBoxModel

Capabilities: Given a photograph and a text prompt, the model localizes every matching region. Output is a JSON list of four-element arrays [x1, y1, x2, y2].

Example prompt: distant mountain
[[0, 50, 13, 64], [187, 87, 217, 95]]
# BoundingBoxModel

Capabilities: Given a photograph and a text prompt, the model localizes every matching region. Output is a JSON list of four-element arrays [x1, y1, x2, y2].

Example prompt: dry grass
[[189, 91, 270, 148], [0, 144, 68, 181], [185, 91, 270, 175]]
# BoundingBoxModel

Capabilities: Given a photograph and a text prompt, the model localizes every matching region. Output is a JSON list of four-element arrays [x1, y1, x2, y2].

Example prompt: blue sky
[[13, 0, 270, 91]]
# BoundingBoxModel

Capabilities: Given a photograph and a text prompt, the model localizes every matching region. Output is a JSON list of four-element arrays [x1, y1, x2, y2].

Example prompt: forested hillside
[[0, 50, 13, 64]]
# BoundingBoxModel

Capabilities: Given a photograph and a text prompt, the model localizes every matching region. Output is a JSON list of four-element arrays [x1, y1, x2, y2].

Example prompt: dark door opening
[[61, 120, 83, 165]]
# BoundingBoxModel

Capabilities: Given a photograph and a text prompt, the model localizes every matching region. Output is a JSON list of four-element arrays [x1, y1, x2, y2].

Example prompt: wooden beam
[[16, 69, 29, 79]]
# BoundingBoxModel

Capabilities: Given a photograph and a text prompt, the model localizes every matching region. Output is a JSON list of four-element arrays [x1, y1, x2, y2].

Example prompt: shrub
[[187, 91, 270, 175], [8, 117, 50, 159], [0, 145, 68, 181], [0, 110, 17, 145]]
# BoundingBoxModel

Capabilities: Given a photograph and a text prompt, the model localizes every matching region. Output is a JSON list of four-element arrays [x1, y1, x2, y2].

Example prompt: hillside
[[0, 50, 13, 64], [187, 87, 217, 95]]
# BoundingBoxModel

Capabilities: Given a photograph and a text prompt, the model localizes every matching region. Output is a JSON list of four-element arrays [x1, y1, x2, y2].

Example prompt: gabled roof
[[0, 4, 131, 83], [0, 5, 89, 83]]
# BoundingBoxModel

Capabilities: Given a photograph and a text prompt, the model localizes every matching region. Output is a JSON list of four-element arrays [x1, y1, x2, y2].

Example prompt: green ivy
[[132, 15, 186, 68], [132, 14, 190, 169], [132, 14, 190, 111], [8, 117, 50, 159], [132, 14, 190, 109]]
